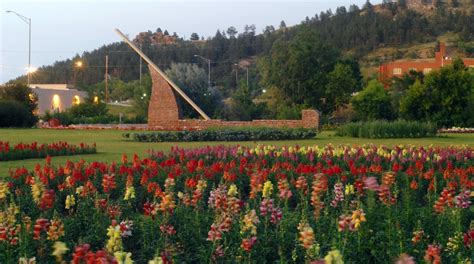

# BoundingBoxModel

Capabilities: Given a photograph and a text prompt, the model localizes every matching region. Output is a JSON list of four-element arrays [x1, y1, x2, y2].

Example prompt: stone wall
[[147, 110, 319, 131]]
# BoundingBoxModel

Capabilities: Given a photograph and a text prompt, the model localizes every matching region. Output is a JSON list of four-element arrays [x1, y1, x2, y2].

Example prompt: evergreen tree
[[190, 33, 200, 41]]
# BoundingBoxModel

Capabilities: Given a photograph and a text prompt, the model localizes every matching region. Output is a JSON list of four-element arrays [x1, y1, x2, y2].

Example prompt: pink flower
[[207, 223, 222, 242], [363, 177, 379, 191], [395, 253, 415, 264]]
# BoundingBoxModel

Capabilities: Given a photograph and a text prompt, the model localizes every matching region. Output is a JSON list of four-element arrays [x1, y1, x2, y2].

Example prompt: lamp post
[[6, 10, 32, 86], [73, 60, 83, 89], [194, 55, 211, 87]]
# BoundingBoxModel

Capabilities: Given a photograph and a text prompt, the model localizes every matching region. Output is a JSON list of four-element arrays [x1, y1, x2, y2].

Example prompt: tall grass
[[336, 120, 437, 138]]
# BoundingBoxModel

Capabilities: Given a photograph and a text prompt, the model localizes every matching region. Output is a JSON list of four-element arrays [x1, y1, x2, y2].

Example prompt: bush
[[335, 120, 437, 138], [351, 80, 395, 121], [399, 60, 474, 127], [0, 83, 38, 127], [43, 101, 146, 125], [0, 100, 36, 127], [127, 128, 317, 142]]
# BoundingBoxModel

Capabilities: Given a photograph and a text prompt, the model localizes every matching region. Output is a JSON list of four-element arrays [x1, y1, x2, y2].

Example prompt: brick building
[[379, 43, 474, 84]]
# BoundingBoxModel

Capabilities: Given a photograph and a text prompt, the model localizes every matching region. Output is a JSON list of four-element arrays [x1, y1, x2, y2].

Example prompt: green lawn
[[0, 129, 473, 177]]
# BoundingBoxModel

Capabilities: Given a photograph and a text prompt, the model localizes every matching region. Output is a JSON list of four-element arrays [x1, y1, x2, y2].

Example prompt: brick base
[[148, 65, 182, 127], [146, 65, 319, 130]]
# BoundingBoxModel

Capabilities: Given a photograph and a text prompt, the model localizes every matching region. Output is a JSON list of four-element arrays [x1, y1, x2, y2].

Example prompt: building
[[379, 43, 474, 84], [29, 84, 87, 115]]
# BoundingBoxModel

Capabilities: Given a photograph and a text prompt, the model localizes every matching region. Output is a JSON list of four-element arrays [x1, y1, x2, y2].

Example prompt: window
[[392, 68, 402, 75], [52, 94, 61, 111], [72, 95, 81, 105], [423, 68, 432, 74]]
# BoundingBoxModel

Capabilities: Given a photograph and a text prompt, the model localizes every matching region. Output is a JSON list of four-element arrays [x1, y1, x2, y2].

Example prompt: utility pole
[[246, 67, 249, 87], [139, 43, 142, 89], [105, 55, 109, 103], [234, 63, 239, 85]]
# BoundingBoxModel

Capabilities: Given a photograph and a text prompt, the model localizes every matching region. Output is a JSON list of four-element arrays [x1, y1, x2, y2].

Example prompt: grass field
[[0, 128, 473, 177]]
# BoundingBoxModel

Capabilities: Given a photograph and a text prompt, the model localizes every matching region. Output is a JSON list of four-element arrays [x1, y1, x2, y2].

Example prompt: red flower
[[39, 190, 55, 210], [424, 244, 441, 264], [101, 174, 116, 193], [241, 236, 257, 252]]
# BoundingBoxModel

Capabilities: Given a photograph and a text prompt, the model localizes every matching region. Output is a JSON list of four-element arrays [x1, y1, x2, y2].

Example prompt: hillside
[[359, 32, 474, 78], [12, 1, 474, 90]]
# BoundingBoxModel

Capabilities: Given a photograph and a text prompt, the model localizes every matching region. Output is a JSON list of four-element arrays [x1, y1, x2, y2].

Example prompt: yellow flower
[[159, 194, 176, 211], [262, 180, 273, 198], [351, 209, 366, 230], [51, 241, 69, 261], [0, 181, 9, 200], [65, 195, 75, 210], [241, 209, 259, 235], [228, 184, 238, 197], [196, 180, 207, 192], [124, 186, 136, 201], [106, 225, 123, 253], [31, 180, 44, 204], [114, 251, 134, 264], [344, 184, 354, 195], [324, 249, 344, 264], [148, 257, 163, 264], [18, 257, 36, 264], [75, 186, 84, 195]]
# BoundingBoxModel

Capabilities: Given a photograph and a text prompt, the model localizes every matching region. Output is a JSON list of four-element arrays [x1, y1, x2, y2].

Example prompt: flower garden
[[0, 141, 96, 161], [0, 144, 473, 263]]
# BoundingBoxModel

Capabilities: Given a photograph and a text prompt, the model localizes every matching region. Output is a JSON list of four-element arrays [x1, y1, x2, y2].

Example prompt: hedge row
[[124, 128, 317, 142], [335, 120, 437, 138]]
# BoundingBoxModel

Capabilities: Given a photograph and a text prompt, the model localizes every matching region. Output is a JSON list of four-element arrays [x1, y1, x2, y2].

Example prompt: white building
[[29, 84, 87, 115]]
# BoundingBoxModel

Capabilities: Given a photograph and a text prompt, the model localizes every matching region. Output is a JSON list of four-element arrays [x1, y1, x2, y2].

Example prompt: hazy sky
[[0, 0, 381, 84]]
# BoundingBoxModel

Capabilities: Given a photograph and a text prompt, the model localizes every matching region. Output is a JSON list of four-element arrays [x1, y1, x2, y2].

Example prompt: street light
[[194, 55, 211, 87], [6, 10, 32, 86], [73, 60, 83, 89]]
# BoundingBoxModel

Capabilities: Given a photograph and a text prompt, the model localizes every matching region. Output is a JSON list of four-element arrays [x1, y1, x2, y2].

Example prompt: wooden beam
[[114, 28, 211, 120]]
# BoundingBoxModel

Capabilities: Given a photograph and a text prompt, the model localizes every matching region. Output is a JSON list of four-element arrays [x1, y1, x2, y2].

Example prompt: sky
[[0, 0, 381, 84]]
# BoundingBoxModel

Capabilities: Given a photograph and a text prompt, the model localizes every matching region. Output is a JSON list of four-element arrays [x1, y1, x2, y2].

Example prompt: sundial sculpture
[[115, 29, 209, 128], [115, 28, 319, 130]]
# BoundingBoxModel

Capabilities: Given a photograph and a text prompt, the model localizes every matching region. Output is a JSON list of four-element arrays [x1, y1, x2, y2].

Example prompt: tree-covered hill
[[19, 1, 473, 89]]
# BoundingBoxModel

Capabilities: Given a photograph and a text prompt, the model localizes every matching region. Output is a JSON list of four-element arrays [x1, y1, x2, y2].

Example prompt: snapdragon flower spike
[[241, 236, 257, 252], [207, 223, 222, 242], [454, 189, 471, 209], [330, 183, 344, 208]]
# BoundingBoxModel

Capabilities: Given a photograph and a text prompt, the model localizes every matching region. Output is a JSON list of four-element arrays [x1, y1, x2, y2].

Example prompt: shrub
[[335, 120, 437, 138], [351, 80, 395, 121], [0, 83, 38, 127], [127, 128, 317, 142], [0, 100, 36, 127], [400, 60, 474, 127]]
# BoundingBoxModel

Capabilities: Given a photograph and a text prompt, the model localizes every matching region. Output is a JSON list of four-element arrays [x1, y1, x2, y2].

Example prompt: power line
[[0, 39, 271, 54]]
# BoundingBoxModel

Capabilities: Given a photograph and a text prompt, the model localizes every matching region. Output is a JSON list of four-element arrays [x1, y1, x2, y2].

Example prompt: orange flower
[[424, 244, 441, 264], [298, 221, 315, 249]]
